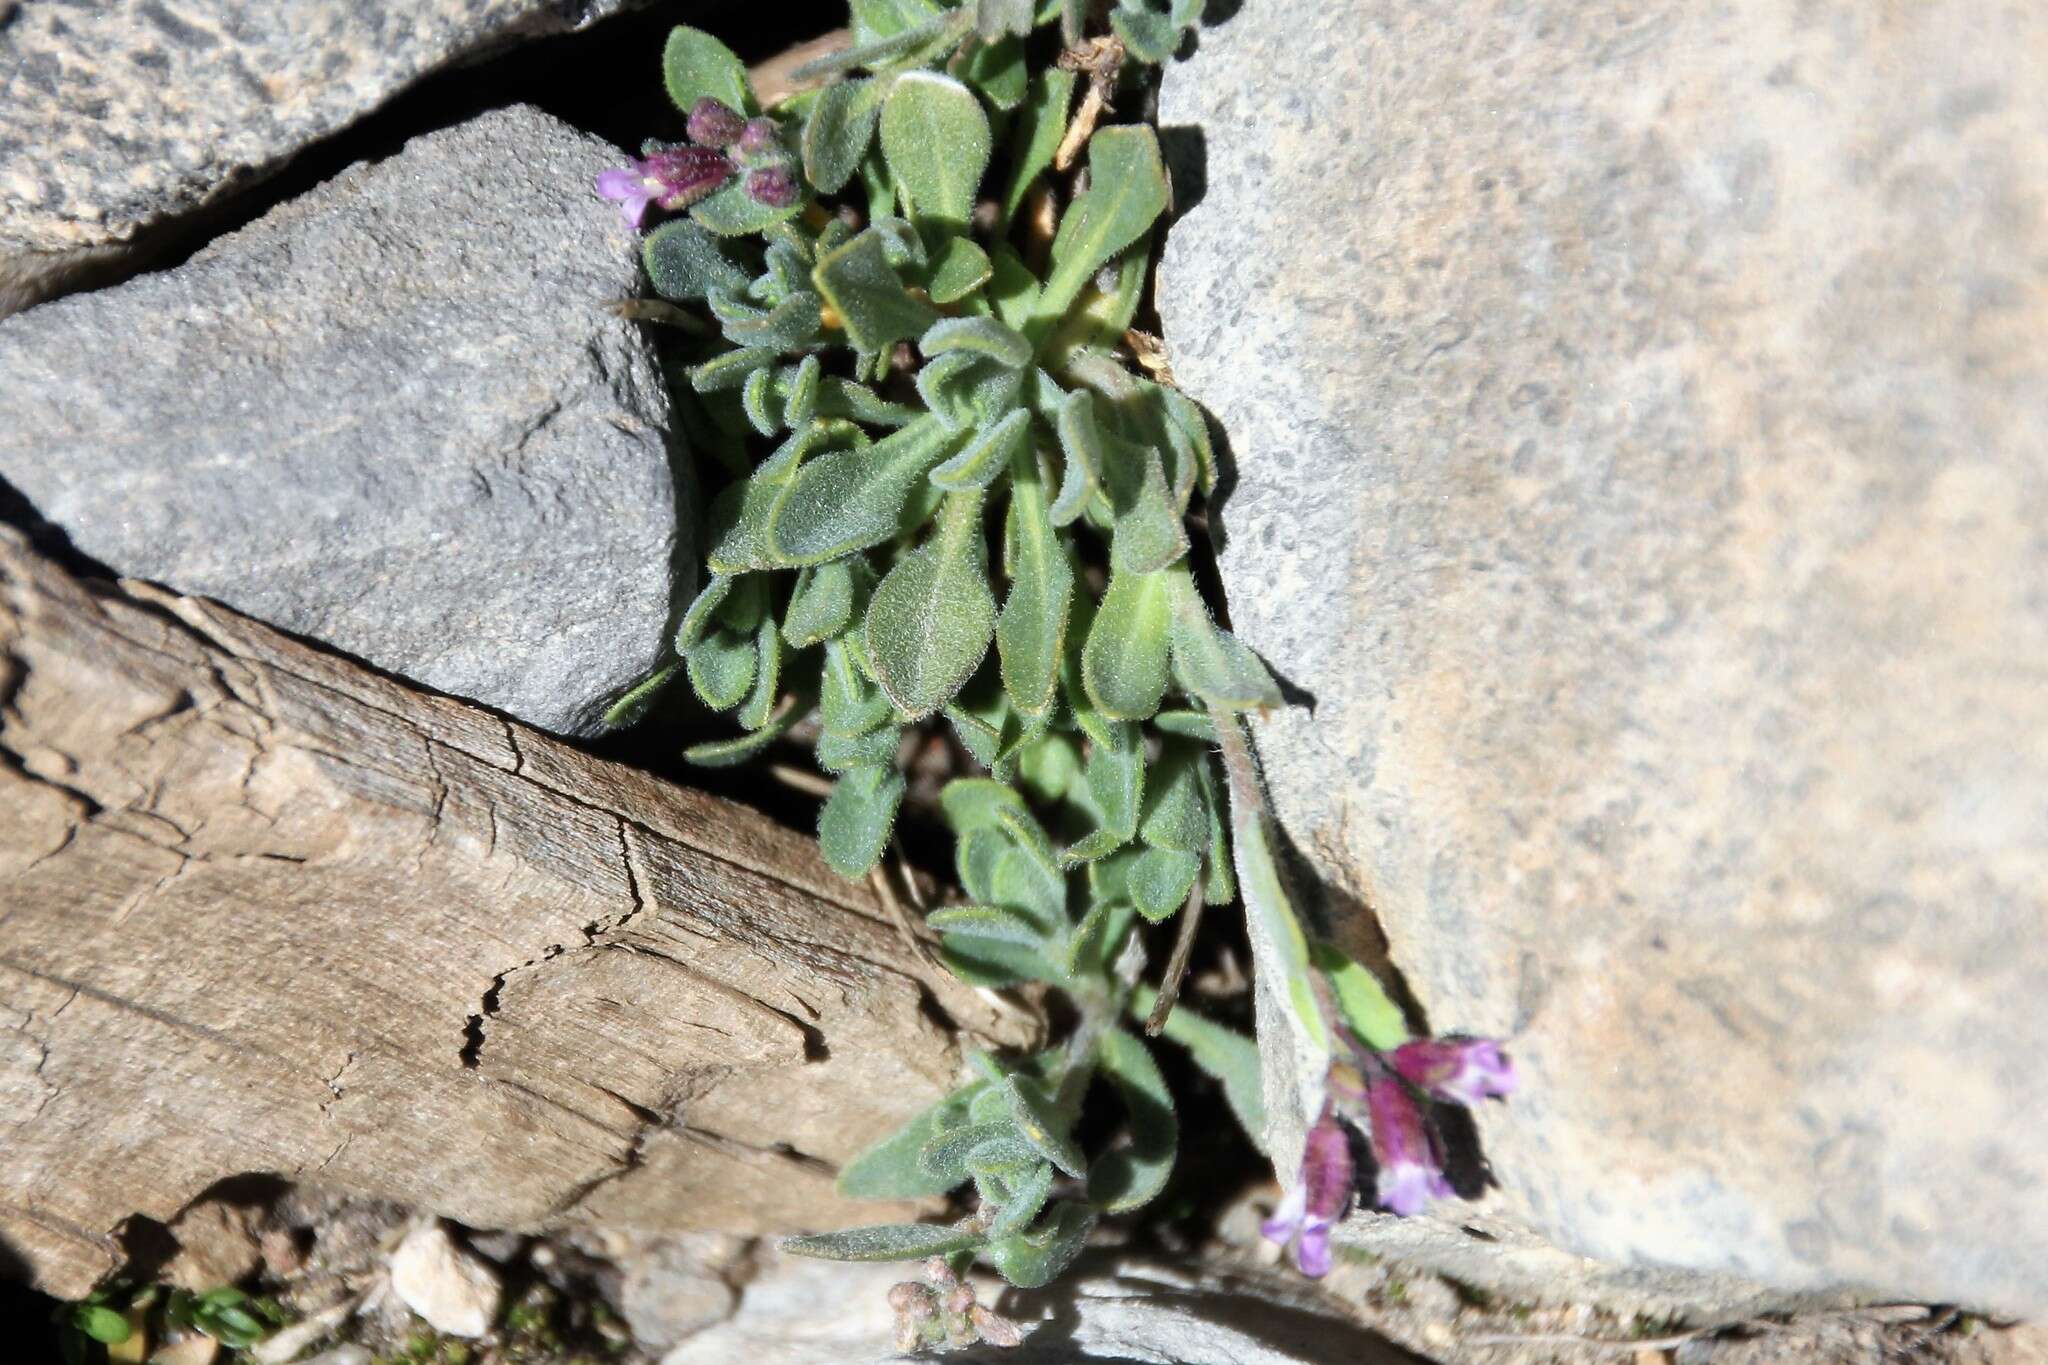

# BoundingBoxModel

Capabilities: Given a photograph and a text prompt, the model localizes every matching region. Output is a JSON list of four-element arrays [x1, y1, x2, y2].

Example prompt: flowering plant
[[596, 0, 1516, 1333]]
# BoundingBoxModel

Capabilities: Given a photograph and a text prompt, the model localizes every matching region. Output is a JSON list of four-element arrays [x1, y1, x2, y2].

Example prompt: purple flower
[[687, 97, 747, 148], [594, 146, 735, 230], [1261, 1107, 1354, 1277], [744, 166, 799, 209], [1365, 1076, 1453, 1216], [1389, 1037, 1517, 1106]]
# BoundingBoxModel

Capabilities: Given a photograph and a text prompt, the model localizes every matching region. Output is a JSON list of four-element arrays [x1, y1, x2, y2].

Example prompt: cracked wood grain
[[0, 529, 1029, 1297]]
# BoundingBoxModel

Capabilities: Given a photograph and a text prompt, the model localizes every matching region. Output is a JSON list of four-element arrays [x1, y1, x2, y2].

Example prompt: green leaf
[[1088, 1028, 1177, 1213], [1016, 731, 1082, 805], [821, 639, 895, 736], [941, 776, 1030, 834], [984, 1202, 1095, 1288], [644, 220, 749, 301], [1034, 126, 1170, 325], [838, 1082, 989, 1197], [783, 1221, 986, 1263], [717, 289, 824, 353], [1082, 568, 1172, 720], [783, 355, 823, 429], [1166, 570, 1282, 711], [1101, 438, 1188, 575], [1128, 846, 1200, 921], [741, 365, 779, 436], [819, 764, 906, 878], [987, 1159, 1056, 1237], [1042, 244, 1150, 367], [1139, 742, 1206, 852], [1078, 721, 1143, 848], [769, 414, 962, 565], [602, 659, 681, 729], [802, 76, 888, 194], [999, 69, 1076, 229], [686, 629, 756, 710], [1228, 760, 1331, 1053], [1003, 1073, 1086, 1177], [783, 558, 870, 647], [996, 443, 1074, 717], [1153, 708, 1215, 742], [866, 491, 996, 719], [962, 33, 1029, 109], [1049, 386, 1103, 527], [926, 903, 1049, 946], [736, 611, 783, 731], [73, 1306, 131, 1345], [690, 345, 778, 393], [1110, 3, 1184, 62], [684, 696, 806, 766], [931, 407, 1030, 491], [663, 25, 753, 116], [917, 352, 1025, 432], [918, 1120, 1017, 1185], [677, 573, 733, 652], [813, 228, 941, 355], [879, 71, 991, 233], [921, 315, 1032, 369], [852, 0, 943, 46], [691, 178, 804, 236], [1131, 985, 1265, 1150], [940, 932, 1058, 987], [704, 424, 819, 574], [926, 236, 993, 304], [1198, 752, 1236, 904], [817, 722, 903, 772], [1313, 942, 1414, 1051], [986, 245, 1043, 330]]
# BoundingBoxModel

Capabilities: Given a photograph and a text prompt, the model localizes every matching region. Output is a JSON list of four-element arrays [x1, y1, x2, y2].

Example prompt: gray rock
[[0, 105, 687, 735], [662, 1252, 1411, 1364], [0, 0, 656, 312], [1161, 0, 2048, 1321]]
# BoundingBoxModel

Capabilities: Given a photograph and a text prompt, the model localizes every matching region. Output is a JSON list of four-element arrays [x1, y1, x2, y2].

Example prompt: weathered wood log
[[0, 529, 1023, 1297]]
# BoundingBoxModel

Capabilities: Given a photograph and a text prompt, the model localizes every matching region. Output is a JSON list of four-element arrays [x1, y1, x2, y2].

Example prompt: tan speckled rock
[[1160, 0, 2048, 1320]]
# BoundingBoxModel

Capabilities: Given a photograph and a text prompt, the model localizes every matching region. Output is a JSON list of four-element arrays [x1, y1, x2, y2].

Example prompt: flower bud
[[686, 97, 746, 148], [922, 1256, 957, 1288], [744, 166, 799, 209], [736, 116, 782, 160], [945, 1284, 976, 1316]]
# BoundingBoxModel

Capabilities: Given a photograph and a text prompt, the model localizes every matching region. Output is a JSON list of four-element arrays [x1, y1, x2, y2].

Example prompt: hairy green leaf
[[783, 558, 869, 647], [644, 220, 749, 301], [1102, 437, 1188, 574], [926, 903, 1049, 947], [926, 235, 993, 303], [819, 764, 906, 878], [820, 638, 895, 736], [783, 1220, 986, 1263], [663, 25, 752, 116], [866, 491, 996, 719], [1139, 742, 1206, 852], [996, 443, 1074, 717], [986, 1158, 1056, 1237], [999, 69, 1076, 228], [921, 316, 1033, 369], [813, 228, 941, 355], [1049, 386, 1103, 527], [691, 178, 804, 236], [686, 628, 755, 710], [984, 1202, 1094, 1288], [1003, 1073, 1086, 1177], [683, 696, 806, 766], [1087, 1028, 1177, 1212], [1082, 568, 1172, 720], [838, 1081, 988, 1197], [918, 1120, 1017, 1185], [879, 71, 991, 233], [1035, 126, 1170, 324], [769, 413, 961, 564], [962, 33, 1029, 108], [1132, 985, 1264, 1150], [1128, 846, 1200, 921], [1166, 570, 1282, 711], [931, 407, 1030, 491], [803, 76, 888, 194], [918, 352, 1026, 433]]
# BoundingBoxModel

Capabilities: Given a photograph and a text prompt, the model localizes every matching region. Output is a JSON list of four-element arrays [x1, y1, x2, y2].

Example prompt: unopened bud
[[945, 1284, 976, 1316], [744, 166, 799, 209], [887, 1282, 921, 1312], [737, 117, 781, 160], [923, 1256, 957, 1287], [970, 1305, 1025, 1348], [687, 97, 746, 148]]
